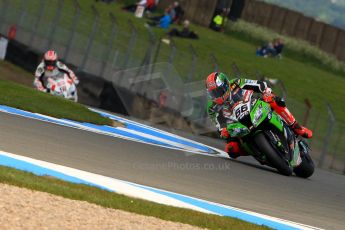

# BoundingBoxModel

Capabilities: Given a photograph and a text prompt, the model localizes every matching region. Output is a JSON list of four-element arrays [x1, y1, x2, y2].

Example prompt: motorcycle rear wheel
[[253, 132, 293, 176], [293, 153, 314, 178]]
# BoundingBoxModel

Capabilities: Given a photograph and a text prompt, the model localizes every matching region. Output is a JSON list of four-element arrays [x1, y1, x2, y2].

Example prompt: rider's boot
[[265, 96, 313, 138], [225, 140, 248, 159], [290, 121, 313, 138]]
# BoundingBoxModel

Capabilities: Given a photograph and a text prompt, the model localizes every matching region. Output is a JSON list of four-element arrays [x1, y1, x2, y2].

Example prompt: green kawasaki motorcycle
[[224, 89, 314, 177]]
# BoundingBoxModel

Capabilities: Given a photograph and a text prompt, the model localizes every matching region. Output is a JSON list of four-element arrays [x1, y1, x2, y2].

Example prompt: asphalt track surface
[[0, 112, 344, 230]]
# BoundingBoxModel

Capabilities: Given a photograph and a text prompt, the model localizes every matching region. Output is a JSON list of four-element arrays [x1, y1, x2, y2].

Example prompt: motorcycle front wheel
[[253, 132, 293, 176]]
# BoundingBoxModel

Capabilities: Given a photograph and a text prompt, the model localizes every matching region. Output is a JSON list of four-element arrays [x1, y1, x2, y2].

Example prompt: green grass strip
[[0, 79, 112, 126], [0, 165, 270, 230]]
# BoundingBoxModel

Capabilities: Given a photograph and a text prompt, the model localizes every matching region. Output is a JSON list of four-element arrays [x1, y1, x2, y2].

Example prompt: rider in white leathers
[[34, 50, 78, 92]]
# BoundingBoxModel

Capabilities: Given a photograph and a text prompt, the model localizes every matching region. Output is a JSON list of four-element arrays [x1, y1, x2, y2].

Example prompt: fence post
[[152, 37, 162, 65], [122, 20, 137, 69], [266, 79, 288, 99], [318, 103, 336, 168], [78, 5, 100, 72], [110, 50, 119, 72], [63, 0, 80, 61], [0, 0, 10, 33], [131, 25, 157, 96], [292, 14, 301, 37], [150, 35, 163, 80], [232, 62, 241, 77], [277, 80, 287, 98], [162, 39, 176, 81], [29, 0, 47, 46], [330, 127, 343, 170], [303, 98, 312, 126], [308, 110, 320, 147], [254, 72, 288, 98], [210, 53, 218, 72], [19, 0, 29, 27], [138, 24, 156, 70], [279, 10, 288, 34], [133, 24, 157, 92], [187, 45, 197, 82], [100, 12, 117, 78], [46, 0, 64, 49], [254, 70, 262, 80], [45, 0, 64, 50], [332, 29, 341, 54]]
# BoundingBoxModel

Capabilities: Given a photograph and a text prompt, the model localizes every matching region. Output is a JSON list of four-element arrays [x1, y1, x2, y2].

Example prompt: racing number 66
[[235, 104, 248, 119]]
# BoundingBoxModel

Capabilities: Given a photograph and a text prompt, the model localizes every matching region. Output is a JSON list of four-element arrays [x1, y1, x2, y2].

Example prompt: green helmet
[[205, 72, 230, 105]]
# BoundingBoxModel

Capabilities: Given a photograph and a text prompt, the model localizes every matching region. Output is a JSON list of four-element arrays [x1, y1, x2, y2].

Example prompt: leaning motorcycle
[[224, 88, 314, 177], [45, 72, 78, 102]]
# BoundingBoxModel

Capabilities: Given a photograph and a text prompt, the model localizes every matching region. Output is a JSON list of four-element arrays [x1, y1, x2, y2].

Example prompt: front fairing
[[223, 88, 253, 137], [47, 73, 76, 99], [250, 100, 271, 128], [227, 122, 250, 137]]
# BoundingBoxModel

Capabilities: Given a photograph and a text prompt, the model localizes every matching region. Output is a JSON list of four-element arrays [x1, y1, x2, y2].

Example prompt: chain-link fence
[[0, 0, 344, 174]]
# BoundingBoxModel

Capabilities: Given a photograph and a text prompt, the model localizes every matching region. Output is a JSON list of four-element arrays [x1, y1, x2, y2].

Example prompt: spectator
[[167, 4, 176, 21], [147, 4, 175, 23], [122, 0, 144, 13], [210, 8, 229, 32], [147, 2, 183, 24], [146, 0, 157, 13], [273, 38, 284, 58], [168, 20, 199, 39], [256, 42, 274, 58], [172, 1, 184, 24], [159, 11, 172, 28], [256, 38, 284, 58], [147, 9, 172, 29], [122, 0, 156, 14]]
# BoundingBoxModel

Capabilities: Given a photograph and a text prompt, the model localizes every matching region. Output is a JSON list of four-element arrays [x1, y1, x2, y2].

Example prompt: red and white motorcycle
[[45, 71, 78, 102]]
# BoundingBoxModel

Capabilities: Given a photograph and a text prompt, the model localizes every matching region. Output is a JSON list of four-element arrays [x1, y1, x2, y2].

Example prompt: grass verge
[[0, 165, 270, 230], [225, 20, 345, 76], [0, 79, 112, 126], [4, 0, 345, 124]]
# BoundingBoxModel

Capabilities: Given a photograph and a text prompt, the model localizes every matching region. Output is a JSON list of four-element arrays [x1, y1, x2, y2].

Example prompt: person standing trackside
[[210, 8, 229, 32]]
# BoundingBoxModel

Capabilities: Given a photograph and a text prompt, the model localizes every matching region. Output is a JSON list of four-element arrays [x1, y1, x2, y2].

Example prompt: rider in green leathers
[[206, 72, 312, 159]]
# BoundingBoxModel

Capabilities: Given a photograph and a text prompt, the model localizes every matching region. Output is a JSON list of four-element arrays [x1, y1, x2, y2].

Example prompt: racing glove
[[34, 79, 47, 92], [73, 77, 79, 85], [69, 73, 79, 85], [220, 127, 230, 139], [262, 87, 274, 103]]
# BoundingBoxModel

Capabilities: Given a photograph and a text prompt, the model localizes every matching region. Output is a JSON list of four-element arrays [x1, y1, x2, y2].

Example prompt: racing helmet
[[205, 72, 231, 105], [43, 50, 58, 71]]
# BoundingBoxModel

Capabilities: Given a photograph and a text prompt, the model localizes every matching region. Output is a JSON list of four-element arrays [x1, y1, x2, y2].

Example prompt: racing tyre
[[293, 153, 314, 178], [253, 132, 293, 176]]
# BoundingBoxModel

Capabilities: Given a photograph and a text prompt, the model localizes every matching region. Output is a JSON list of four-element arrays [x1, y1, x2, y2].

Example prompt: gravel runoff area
[[0, 183, 203, 230]]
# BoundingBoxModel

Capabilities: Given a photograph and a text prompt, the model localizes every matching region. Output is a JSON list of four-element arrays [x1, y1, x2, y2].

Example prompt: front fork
[[244, 128, 299, 167], [269, 125, 303, 168], [241, 141, 268, 165]]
